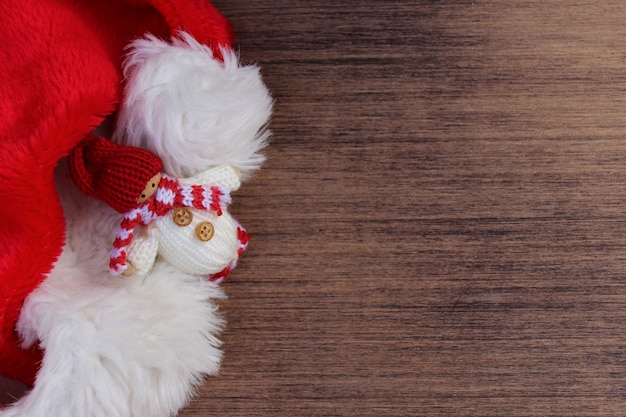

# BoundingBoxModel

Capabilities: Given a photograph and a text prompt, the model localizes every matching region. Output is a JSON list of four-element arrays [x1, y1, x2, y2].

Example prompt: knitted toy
[[0, 1, 272, 416], [68, 135, 249, 282]]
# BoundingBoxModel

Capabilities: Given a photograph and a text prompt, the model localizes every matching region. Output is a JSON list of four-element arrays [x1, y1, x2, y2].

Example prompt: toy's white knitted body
[[0, 32, 272, 417], [128, 164, 244, 277]]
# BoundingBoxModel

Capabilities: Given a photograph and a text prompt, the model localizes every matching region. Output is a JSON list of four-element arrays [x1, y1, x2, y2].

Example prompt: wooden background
[[181, 1, 626, 416]]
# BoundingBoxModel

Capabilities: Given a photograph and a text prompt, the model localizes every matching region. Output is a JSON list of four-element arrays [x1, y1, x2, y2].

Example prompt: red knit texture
[[69, 135, 163, 214], [0, 0, 233, 386]]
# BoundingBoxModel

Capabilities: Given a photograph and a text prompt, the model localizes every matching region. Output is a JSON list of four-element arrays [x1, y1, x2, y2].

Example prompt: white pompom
[[113, 32, 273, 180]]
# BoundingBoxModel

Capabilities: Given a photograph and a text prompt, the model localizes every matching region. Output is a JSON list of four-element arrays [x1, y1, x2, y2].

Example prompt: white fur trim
[[0, 165, 226, 417], [112, 32, 273, 180]]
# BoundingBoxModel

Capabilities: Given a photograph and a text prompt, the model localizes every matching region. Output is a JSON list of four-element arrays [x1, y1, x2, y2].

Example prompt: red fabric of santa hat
[[0, 0, 233, 386]]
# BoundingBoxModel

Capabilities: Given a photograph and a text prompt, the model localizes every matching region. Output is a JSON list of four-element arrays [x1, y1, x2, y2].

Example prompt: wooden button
[[173, 208, 193, 226], [195, 222, 215, 242]]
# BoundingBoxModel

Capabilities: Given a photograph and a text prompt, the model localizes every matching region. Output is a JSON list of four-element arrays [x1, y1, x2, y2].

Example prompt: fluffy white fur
[[0, 166, 226, 417], [112, 32, 273, 179], [0, 32, 271, 417]]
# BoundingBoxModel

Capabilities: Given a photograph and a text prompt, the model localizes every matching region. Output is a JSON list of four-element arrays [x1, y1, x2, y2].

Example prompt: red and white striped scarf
[[110, 174, 231, 276]]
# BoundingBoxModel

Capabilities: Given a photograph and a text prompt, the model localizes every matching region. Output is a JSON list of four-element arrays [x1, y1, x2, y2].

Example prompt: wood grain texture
[[175, 1, 626, 416]]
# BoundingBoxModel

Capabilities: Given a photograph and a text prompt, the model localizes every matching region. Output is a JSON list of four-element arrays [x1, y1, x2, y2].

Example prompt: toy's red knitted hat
[[69, 135, 163, 213], [0, 0, 234, 386]]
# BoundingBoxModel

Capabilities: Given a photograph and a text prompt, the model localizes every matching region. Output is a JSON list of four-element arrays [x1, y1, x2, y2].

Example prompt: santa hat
[[68, 135, 163, 213], [0, 0, 237, 387]]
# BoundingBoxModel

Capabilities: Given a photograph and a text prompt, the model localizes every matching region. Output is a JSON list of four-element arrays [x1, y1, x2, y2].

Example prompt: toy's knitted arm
[[125, 226, 160, 276], [180, 163, 241, 191]]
